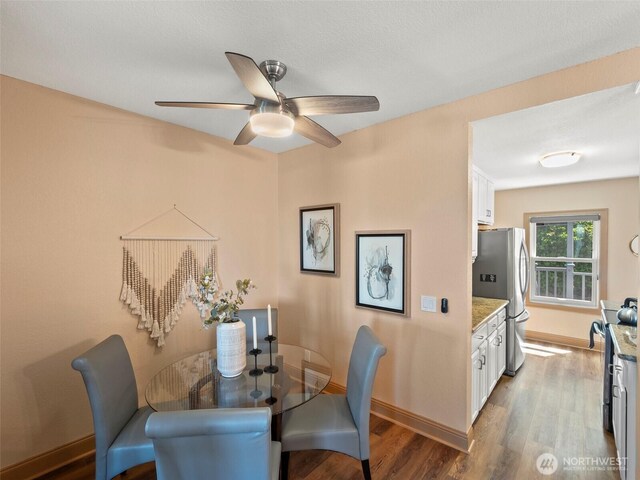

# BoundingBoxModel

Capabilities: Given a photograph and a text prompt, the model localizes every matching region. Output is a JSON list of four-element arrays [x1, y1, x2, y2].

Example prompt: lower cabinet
[[497, 321, 506, 377], [471, 348, 481, 422], [487, 329, 498, 392], [612, 353, 636, 480], [471, 308, 506, 423], [478, 340, 488, 406]]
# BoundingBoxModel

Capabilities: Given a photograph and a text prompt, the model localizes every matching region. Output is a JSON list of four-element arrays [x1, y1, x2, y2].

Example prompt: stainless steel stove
[[590, 300, 626, 432]]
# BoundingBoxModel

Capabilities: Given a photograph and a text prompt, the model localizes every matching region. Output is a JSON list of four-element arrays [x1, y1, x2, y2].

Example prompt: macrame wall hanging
[[120, 206, 220, 347]]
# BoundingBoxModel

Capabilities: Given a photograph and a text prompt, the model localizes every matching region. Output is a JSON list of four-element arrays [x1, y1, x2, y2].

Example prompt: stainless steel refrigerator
[[473, 228, 530, 376]]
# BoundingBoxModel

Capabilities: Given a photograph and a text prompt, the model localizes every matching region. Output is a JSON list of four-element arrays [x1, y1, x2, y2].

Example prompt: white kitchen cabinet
[[473, 166, 495, 225], [612, 353, 637, 480], [472, 170, 479, 259], [471, 348, 481, 423], [478, 340, 488, 407], [471, 307, 507, 424], [497, 321, 507, 378], [487, 329, 499, 392]]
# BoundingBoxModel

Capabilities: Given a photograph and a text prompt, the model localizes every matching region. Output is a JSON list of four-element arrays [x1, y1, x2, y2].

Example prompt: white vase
[[216, 320, 247, 377]]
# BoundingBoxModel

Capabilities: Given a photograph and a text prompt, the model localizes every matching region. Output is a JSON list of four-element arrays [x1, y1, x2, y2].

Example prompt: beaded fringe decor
[[120, 240, 218, 346]]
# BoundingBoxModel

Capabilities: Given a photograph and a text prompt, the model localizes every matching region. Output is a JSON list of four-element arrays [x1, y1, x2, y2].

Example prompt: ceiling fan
[[155, 52, 380, 148]]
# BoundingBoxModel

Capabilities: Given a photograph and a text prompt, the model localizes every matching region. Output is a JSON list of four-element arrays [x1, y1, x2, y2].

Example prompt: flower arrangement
[[194, 271, 255, 327]]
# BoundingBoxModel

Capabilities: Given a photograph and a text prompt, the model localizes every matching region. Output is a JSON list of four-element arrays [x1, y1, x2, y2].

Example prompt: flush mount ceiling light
[[540, 151, 581, 168]]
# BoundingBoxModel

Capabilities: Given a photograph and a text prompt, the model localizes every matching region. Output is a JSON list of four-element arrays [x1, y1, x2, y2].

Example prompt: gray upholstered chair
[[281, 325, 387, 480], [71, 335, 154, 480], [237, 308, 278, 351], [145, 408, 281, 480]]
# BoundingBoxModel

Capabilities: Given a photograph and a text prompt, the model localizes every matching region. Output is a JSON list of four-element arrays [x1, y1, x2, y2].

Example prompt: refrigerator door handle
[[519, 242, 530, 297]]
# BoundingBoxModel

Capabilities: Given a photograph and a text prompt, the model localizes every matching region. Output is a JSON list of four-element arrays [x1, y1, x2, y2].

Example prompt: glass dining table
[[145, 344, 331, 440]]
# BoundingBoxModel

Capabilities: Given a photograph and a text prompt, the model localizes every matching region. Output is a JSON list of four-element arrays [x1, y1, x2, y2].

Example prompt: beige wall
[[277, 48, 640, 435], [0, 76, 279, 467], [2, 47, 640, 468], [494, 178, 639, 341]]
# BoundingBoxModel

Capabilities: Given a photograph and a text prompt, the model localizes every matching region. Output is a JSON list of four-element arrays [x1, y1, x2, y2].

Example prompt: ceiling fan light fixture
[[540, 151, 581, 168], [250, 108, 294, 138]]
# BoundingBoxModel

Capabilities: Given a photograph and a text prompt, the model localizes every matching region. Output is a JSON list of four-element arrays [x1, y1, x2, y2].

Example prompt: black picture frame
[[355, 230, 411, 316], [299, 204, 340, 276]]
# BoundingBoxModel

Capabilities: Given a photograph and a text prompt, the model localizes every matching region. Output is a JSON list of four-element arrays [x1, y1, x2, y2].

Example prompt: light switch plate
[[421, 295, 437, 313]]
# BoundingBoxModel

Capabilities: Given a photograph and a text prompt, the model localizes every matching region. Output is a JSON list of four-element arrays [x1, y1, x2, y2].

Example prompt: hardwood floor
[[39, 342, 617, 480]]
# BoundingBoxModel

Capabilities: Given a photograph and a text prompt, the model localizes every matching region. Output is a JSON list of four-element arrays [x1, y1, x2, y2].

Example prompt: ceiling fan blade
[[285, 96, 379, 116], [294, 116, 341, 148], [225, 52, 280, 103], [155, 101, 254, 110], [234, 122, 257, 145]]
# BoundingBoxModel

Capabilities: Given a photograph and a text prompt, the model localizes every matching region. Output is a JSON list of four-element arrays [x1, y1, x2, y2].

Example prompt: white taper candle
[[252, 316, 258, 350], [267, 304, 272, 336]]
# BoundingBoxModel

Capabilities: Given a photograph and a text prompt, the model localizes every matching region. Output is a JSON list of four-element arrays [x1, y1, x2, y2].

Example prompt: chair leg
[[281, 451, 290, 480], [361, 459, 371, 480]]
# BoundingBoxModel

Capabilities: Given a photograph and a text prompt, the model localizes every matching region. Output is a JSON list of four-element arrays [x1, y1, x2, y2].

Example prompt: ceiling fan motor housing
[[260, 60, 287, 83]]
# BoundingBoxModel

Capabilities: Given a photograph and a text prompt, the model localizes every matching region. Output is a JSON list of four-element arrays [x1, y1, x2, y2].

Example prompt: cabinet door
[[472, 171, 478, 259], [487, 330, 498, 392], [471, 348, 481, 423], [478, 341, 488, 407], [485, 179, 495, 225], [497, 322, 507, 377], [477, 174, 488, 223]]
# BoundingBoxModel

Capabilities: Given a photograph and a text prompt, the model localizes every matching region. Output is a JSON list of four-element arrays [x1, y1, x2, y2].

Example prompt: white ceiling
[[1, 1, 639, 159], [472, 83, 640, 190]]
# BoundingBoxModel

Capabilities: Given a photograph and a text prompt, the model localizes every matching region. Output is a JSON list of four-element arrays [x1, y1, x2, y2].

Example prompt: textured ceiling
[[472, 83, 640, 190], [1, 1, 640, 163]]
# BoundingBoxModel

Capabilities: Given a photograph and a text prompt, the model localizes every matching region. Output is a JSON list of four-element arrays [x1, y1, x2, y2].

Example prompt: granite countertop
[[601, 299, 623, 312], [610, 324, 637, 363], [472, 297, 509, 331]]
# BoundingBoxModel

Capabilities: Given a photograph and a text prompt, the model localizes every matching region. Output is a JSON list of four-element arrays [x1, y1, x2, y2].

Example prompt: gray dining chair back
[[145, 408, 281, 480], [71, 335, 154, 480], [281, 325, 386, 480], [346, 325, 387, 461], [237, 308, 278, 351]]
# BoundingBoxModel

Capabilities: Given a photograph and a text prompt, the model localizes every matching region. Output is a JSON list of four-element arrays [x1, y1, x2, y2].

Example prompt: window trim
[[523, 209, 608, 315]]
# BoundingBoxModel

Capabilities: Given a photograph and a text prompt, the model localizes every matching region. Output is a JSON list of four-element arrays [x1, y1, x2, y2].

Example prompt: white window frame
[[529, 213, 601, 309]]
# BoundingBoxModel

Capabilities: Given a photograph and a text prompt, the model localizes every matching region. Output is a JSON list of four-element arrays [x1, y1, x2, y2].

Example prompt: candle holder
[[250, 375, 262, 401], [263, 335, 279, 373], [265, 378, 277, 405], [249, 348, 263, 376]]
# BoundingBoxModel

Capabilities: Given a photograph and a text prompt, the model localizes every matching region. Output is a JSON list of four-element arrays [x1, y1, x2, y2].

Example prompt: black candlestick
[[263, 335, 279, 373], [250, 374, 262, 401], [265, 377, 277, 405], [249, 348, 263, 376]]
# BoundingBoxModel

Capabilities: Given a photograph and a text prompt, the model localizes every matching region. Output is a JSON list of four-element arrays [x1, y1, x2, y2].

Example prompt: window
[[527, 210, 607, 309]]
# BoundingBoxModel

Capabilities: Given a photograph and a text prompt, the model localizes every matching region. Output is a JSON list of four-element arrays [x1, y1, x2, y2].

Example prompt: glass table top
[[145, 344, 332, 416]]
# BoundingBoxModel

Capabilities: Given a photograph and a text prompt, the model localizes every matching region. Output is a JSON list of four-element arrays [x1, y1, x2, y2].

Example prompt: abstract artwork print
[[300, 204, 340, 275]]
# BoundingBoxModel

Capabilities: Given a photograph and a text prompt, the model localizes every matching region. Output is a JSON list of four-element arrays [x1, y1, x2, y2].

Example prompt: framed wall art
[[355, 230, 410, 316], [300, 203, 340, 276]]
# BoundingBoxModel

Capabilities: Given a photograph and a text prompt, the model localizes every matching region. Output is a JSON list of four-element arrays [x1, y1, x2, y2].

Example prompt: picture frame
[[300, 203, 340, 276], [355, 230, 411, 316]]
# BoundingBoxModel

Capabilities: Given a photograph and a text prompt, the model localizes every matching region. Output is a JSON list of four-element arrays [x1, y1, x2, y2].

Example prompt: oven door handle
[[589, 321, 604, 349]]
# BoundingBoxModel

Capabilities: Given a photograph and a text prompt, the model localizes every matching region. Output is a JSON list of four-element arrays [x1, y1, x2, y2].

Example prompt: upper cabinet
[[474, 166, 495, 225], [472, 170, 479, 259]]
